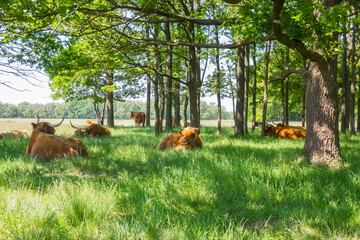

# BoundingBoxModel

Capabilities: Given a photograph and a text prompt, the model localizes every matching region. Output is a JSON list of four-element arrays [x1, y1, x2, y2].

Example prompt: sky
[[0, 67, 235, 112]]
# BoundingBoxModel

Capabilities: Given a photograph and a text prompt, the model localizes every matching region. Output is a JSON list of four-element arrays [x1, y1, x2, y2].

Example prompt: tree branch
[[271, 0, 325, 62], [269, 67, 309, 82]]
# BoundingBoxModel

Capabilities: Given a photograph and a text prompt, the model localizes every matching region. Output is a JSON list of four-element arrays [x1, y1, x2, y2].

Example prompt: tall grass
[[0, 119, 360, 239]]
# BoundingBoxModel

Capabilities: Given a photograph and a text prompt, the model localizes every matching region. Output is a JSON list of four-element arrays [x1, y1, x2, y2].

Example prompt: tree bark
[[105, 70, 114, 127], [146, 26, 151, 127], [174, 79, 181, 128], [349, 18, 357, 136], [341, 28, 350, 133], [285, 47, 289, 125], [301, 59, 342, 166], [153, 25, 161, 135], [234, 46, 245, 136], [244, 44, 249, 134], [261, 41, 271, 137], [215, 25, 222, 135], [229, 67, 236, 122], [302, 61, 308, 127], [251, 44, 257, 131], [165, 22, 173, 132], [146, 74, 151, 127]]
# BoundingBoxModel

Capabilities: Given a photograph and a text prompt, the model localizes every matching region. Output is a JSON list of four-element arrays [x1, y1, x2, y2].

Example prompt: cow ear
[[195, 128, 200, 136], [178, 129, 183, 135], [31, 122, 37, 129]]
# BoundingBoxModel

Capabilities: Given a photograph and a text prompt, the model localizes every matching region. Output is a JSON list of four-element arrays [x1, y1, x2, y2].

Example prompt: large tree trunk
[[105, 70, 114, 127], [349, 19, 357, 136], [244, 45, 250, 134], [341, 29, 350, 133], [184, 95, 189, 127], [165, 22, 173, 132], [215, 25, 221, 135], [301, 59, 342, 167], [261, 41, 271, 137], [234, 46, 245, 136], [251, 44, 257, 131]]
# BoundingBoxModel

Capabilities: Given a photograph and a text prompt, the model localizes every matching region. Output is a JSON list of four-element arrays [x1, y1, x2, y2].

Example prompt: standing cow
[[130, 111, 146, 126], [26, 115, 88, 161]]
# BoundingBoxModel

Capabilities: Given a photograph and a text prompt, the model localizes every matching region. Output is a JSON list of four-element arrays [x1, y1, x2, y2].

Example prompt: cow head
[[31, 114, 65, 134], [130, 111, 136, 118], [70, 120, 86, 136], [179, 127, 200, 146]]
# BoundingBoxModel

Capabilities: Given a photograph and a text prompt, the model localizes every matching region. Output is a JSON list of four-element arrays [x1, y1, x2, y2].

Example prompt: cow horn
[[48, 116, 65, 128], [69, 120, 79, 129], [35, 114, 40, 123]]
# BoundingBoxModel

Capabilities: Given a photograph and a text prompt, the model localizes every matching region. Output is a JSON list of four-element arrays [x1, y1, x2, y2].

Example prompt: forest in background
[[0, 99, 304, 122]]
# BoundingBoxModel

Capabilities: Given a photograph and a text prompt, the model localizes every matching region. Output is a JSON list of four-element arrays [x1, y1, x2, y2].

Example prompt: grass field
[[1, 118, 360, 239]]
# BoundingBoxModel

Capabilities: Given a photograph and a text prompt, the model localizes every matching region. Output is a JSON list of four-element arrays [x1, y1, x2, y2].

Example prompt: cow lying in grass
[[70, 121, 111, 137], [0, 129, 28, 139], [26, 116, 88, 161], [157, 127, 203, 150], [131, 111, 146, 126], [265, 123, 306, 140], [86, 120, 97, 125]]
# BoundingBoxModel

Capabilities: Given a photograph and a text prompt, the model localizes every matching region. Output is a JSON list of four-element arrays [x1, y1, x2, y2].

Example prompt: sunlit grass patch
[[0, 119, 360, 239]]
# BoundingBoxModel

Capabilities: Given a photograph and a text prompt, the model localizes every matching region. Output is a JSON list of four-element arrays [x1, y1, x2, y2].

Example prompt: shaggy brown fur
[[73, 123, 111, 137], [131, 111, 146, 126], [26, 121, 88, 161], [156, 127, 203, 150]]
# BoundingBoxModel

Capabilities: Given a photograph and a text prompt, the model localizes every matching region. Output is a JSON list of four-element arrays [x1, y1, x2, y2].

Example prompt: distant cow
[[26, 115, 88, 161], [86, 120, 97, 125], [157, 127, 203, 150], [131, 111, 146, 126], [265, 123, 306, 140], [0, 129, 28, 139], [70, 121, 111, 137]]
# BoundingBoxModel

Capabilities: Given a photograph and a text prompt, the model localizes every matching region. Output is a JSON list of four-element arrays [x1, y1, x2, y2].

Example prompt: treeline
[[0, 100, 235, 120]]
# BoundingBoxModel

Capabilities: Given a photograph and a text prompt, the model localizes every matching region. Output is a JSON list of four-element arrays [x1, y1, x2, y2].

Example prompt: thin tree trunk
[[302, 61, 307, 127], [165, 22, 173, 132], [349, 18, 357, 135], [93, 103, 101, 123], [251, 44, 257, 131], [153, 25, 161, 135], [281, 79, 285, 124], [285, 47, 289, 125], [146, 75, 151, 127], [145, 26, 151, 127], [184, 95, 189, 127], [341, 28, 349, 133], [358, 71, 360, 132], [229, 67, 236, 122], [105, 70, 114, 127], [215, 25, 221, 135], [174, 80, 181, 128], [234, 46, 245, 136], [101, 98, 106, 125], [244, 44, 250, 134], [261, 41, 271, 137]]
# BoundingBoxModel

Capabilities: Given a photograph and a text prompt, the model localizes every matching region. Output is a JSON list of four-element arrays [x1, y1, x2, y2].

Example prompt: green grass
[[1, 119, 360, 239]]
